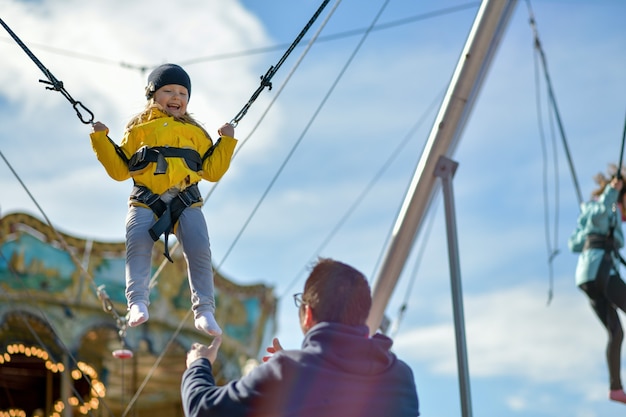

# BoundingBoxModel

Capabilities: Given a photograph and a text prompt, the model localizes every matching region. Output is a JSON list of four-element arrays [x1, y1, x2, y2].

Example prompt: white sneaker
[[195, 312, 222, 336], [128, 302, 149, 327]]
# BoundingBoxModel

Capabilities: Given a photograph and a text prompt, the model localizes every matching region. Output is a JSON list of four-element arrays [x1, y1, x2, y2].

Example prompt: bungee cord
[[228, 0, 331, 127], [618, 109, 626, 180], [0, 18, 94, 124], [526, 0, 575, 304], [531, 38, 560, 305], [525, 1, 582, 207], [525, 2, 625, 305]]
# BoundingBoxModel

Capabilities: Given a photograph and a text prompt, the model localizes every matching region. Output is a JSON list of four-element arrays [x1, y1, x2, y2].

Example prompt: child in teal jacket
[[569, 166, 626, 404]]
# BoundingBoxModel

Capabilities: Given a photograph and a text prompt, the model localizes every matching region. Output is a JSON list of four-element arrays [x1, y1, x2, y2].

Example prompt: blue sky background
[[1, 0, 626, 415]]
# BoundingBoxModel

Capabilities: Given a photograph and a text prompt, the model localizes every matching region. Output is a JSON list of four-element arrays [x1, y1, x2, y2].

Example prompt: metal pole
[[366, 0, 518, 334], [435, 156, 472, 417]]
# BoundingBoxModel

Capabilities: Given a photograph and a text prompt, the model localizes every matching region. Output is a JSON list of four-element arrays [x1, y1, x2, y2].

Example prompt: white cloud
[[394, 280, 610, 397]]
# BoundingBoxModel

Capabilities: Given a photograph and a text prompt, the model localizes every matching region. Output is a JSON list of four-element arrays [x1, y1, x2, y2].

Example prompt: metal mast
[[366, 0, 518, 334]]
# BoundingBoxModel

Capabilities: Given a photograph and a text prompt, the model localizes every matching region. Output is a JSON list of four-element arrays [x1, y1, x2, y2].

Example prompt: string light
[[0, 409, 27, 417], [0, 344, 107, 417]]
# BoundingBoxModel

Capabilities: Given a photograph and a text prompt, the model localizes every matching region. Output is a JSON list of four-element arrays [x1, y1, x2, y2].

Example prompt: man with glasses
[[181, 258, 420, 416]]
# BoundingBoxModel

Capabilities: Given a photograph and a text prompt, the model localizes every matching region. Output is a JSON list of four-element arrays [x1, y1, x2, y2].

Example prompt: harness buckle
[[129, 145, 148, 167], [178, 190, 193, 207], [144, 193, 161, 207], [154, 152, 168, 175]]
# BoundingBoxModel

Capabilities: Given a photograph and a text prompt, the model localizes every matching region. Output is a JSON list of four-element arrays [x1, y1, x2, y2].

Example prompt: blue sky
[[1, 0, 626, 415]]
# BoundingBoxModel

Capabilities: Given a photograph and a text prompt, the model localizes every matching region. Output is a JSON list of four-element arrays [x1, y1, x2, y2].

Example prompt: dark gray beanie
[[145, 63, 191, 99]]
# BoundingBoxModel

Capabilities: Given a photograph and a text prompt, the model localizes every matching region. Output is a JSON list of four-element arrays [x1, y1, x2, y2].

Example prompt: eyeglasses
[[293, 293, 305, 308]]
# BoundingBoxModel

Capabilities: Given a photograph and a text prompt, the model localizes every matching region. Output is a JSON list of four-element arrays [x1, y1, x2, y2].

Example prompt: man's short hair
[[302, 258, 372, 326]]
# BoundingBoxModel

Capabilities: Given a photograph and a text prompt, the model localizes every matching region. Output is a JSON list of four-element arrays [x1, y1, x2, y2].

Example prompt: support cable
[[279, 90, 444, 298], [121, 309, 191, 417], [0, 149, 131, 350], [0, 3, 478, 72], [389, 200, 439, 339]]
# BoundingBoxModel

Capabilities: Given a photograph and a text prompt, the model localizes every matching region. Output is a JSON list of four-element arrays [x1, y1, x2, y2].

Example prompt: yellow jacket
[[90, 109, 237, 195]]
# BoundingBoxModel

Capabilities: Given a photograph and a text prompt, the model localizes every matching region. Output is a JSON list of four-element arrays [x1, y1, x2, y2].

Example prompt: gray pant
[[125, 204, 216, 318]]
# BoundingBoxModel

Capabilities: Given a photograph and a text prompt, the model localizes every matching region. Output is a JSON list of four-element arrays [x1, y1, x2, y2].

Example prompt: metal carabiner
[[73, 101, 95, 125]]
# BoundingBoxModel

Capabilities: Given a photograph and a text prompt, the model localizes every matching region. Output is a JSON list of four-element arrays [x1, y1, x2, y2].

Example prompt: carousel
[[0, 212, 277, 417]]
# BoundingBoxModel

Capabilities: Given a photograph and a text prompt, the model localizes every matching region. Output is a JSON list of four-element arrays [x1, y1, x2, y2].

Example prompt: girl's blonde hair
[[592, 163, 626, 199], [125, 101, 212, 140]]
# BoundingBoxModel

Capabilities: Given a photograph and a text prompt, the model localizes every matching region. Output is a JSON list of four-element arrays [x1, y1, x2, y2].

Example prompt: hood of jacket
[[298, 321, 396, 375]]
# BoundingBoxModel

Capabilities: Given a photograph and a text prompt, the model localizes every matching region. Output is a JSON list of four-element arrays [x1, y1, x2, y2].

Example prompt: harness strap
[[130, 183, 202, 262], [584, 233, 626, 268], [201, 138, 220, 162], [104, 135, 130, 165], [584, 233, 616, 252], [129, 146, 203, 174]]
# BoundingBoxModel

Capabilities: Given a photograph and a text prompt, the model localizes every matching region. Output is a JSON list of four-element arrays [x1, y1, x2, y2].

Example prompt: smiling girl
[[90, 64, 236, 335]]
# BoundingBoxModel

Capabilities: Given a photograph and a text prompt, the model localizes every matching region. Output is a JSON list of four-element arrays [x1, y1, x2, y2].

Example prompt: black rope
[[526, 2, 582, 207], [526, 0, 567, 306], [0, 18, 94, 124], [618, 109, 626, 180], [532, 50, 561, 306], [229, 0, 331, 127]]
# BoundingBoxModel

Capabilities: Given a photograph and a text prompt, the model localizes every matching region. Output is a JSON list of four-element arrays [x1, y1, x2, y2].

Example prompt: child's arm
[[201, 123, 237, 182], [90, 121, 131, 181]]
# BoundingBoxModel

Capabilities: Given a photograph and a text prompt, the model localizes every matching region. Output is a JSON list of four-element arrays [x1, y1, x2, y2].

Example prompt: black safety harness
[[128, 145, 204, 174], [130, 183, 202, 262], [122, 143, 219, 262], [583, 233, 620, 253], [584, 212, 626, 295]]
